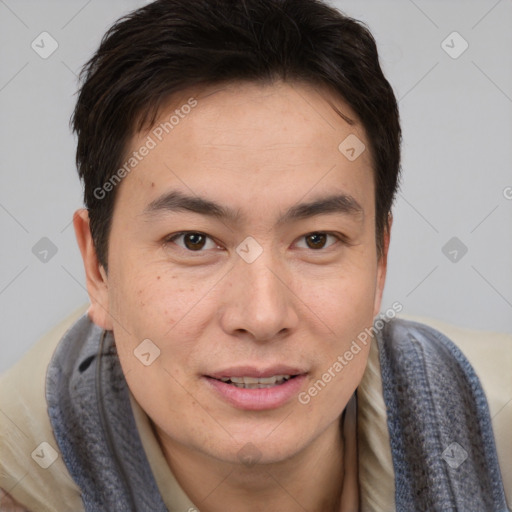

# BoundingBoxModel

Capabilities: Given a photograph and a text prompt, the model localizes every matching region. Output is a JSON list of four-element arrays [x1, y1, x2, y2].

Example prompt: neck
[[154, 414, 354, 512]]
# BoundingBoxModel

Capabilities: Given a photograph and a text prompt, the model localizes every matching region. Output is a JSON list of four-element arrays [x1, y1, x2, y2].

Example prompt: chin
[[218, 428, 310, 467]]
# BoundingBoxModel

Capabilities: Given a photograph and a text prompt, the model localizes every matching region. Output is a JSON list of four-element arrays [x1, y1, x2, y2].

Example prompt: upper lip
[[206, 365, 307, 379]]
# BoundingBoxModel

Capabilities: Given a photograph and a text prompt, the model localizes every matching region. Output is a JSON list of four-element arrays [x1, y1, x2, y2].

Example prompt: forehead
[[117, 80, 374, 219], [150, 80, 364, 152]]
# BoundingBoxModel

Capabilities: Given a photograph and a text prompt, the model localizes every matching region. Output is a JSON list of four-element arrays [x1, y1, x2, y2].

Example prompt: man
[[1, 0, 510, 510]]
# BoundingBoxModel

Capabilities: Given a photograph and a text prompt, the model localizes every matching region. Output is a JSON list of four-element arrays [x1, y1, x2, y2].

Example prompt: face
[[75, 80, 389, 467]]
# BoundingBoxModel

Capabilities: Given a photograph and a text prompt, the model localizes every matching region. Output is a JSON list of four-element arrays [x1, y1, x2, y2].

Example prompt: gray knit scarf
[[46, 313, 509, 511]]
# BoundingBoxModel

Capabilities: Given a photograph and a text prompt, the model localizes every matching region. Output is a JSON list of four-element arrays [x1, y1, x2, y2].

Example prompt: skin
[[74, 80, 391, 512]]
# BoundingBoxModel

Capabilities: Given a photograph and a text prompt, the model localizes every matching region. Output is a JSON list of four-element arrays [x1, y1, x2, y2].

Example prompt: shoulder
[[393, 315, 512, 434], [393, 314, 512, 507], [0, 488, 31, 511], [0, 305, 89, 512]]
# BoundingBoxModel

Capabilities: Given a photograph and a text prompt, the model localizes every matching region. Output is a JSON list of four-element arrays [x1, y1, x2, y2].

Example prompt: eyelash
[[163, 231, 348, 253]]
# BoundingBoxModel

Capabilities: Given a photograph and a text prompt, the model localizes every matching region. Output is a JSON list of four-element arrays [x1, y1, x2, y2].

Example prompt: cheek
[[301, 264, 378, 333], [110, 261, 193, 330], [298, 264, 376, 379], [299, 278, 374, 421], [109, 264, 218, 381], [108, 268, 204, 430]]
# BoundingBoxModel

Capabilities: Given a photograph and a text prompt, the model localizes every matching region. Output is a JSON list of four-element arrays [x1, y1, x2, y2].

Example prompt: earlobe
[[73, 209, 113, 330], [373, 213, 393, 317]]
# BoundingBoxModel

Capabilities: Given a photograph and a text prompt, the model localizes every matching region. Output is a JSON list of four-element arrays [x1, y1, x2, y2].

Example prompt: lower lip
[[204, 375, 307, 411]]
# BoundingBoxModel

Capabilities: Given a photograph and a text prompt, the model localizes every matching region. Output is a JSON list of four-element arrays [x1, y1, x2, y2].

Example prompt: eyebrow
[[142, 189, 364, 225]]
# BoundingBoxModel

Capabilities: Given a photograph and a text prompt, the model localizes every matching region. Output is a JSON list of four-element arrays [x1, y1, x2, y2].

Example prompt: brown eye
[[295, 232, 341, 251], [167, 232, 217, 251], [305, 233, 327, 249], [183, 233, 206, 250]]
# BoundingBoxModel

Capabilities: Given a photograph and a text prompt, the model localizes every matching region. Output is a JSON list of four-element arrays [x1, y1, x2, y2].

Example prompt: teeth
[[218, 375, 292, 388]]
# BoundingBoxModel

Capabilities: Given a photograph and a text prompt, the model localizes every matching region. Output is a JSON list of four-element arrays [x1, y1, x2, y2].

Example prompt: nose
[[218, 248, 300, 342]]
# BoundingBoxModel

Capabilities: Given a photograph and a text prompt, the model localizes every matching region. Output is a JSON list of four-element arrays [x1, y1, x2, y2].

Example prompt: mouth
[[211, 374, 298, 389], [203, 367, 308, 410]]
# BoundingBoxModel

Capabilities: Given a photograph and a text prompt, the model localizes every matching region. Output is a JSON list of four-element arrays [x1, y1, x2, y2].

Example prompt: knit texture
[[46, 313, 508, 511], [377, 318, 508, 512], [46, 314, 167, 511]]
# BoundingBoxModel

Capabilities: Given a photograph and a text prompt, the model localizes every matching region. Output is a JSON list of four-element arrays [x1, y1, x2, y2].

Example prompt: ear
[[73, 208, 113, 330], [373, 213, 392, 317]]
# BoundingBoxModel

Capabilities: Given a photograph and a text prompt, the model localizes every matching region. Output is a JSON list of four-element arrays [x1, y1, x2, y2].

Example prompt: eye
[[165, 232, 220, 251], [295, 232, 341, 250]]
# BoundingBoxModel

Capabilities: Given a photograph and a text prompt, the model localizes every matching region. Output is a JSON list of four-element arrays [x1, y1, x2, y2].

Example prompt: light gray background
[[1, 0, 511, 372]]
